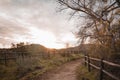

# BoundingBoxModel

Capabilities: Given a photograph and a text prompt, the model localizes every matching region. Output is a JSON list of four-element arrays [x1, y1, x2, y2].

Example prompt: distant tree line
[[11, 42, 29, 48]]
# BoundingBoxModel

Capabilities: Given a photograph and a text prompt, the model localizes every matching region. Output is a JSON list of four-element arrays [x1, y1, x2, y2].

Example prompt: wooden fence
[[0, 52, 16, 66], [0, 51, 53, 66], [84, 55, 120, 80], [0, 52, 26, 66]]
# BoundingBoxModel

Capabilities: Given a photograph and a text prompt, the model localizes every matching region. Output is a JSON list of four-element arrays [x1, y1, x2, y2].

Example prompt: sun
[[29, 27, 64, 49]]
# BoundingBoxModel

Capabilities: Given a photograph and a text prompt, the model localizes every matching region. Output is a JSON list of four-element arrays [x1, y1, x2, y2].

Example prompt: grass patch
[[76, 64, 98, 80]]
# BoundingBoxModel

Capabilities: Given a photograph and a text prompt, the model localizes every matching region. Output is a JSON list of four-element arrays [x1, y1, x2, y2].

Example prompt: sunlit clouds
[[0, 0, 77, 49]]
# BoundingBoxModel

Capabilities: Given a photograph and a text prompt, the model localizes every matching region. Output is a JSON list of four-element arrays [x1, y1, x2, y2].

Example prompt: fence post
[[87, 55, 91, 72], [4, 52, 7, 66], [84, 55, 87, 66], [21, 52, 24, 59], [99, 58, 104, 80]]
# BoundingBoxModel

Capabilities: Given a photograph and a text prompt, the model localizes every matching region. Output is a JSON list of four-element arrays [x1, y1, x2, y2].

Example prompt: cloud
[[0, 0, 77, 48]]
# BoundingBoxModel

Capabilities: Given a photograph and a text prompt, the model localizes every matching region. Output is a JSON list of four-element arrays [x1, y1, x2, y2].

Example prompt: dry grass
[[0, 53, 82, 80]]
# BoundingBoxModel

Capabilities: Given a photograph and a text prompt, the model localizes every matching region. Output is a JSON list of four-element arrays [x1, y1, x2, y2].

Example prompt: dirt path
[[38, 59, 82, 80]]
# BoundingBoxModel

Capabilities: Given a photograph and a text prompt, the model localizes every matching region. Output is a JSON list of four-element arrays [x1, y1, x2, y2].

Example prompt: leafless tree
[[58, 0, 120, 51]]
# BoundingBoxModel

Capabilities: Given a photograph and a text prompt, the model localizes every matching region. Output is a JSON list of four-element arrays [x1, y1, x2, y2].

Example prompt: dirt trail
[[39, 59, 82, 80]]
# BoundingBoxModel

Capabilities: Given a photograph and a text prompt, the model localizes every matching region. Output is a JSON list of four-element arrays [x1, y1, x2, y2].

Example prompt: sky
[[0, 0, 78, 49]]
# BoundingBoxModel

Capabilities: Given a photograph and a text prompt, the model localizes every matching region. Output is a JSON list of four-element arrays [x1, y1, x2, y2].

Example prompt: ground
[[34, 59, 82, 80]]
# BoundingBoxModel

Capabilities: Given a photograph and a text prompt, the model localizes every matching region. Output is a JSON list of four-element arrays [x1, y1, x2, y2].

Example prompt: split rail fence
[[84, 55, 120, 80]]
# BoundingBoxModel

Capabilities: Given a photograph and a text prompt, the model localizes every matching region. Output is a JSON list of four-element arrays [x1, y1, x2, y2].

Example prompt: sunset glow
[[28, 27, 65, 49], [0, 0, 77, 49]]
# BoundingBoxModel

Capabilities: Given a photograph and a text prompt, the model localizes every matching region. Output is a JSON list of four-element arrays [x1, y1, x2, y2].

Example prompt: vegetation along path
[[35, 59, 82, 80]]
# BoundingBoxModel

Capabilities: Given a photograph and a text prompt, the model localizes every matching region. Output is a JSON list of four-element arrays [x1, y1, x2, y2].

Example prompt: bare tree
[[58, 0, 120, 51]]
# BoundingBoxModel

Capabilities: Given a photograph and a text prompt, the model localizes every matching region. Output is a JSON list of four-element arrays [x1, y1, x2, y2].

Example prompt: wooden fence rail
[[84, 55, 120, 80], [0, 52, 16, 66]]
